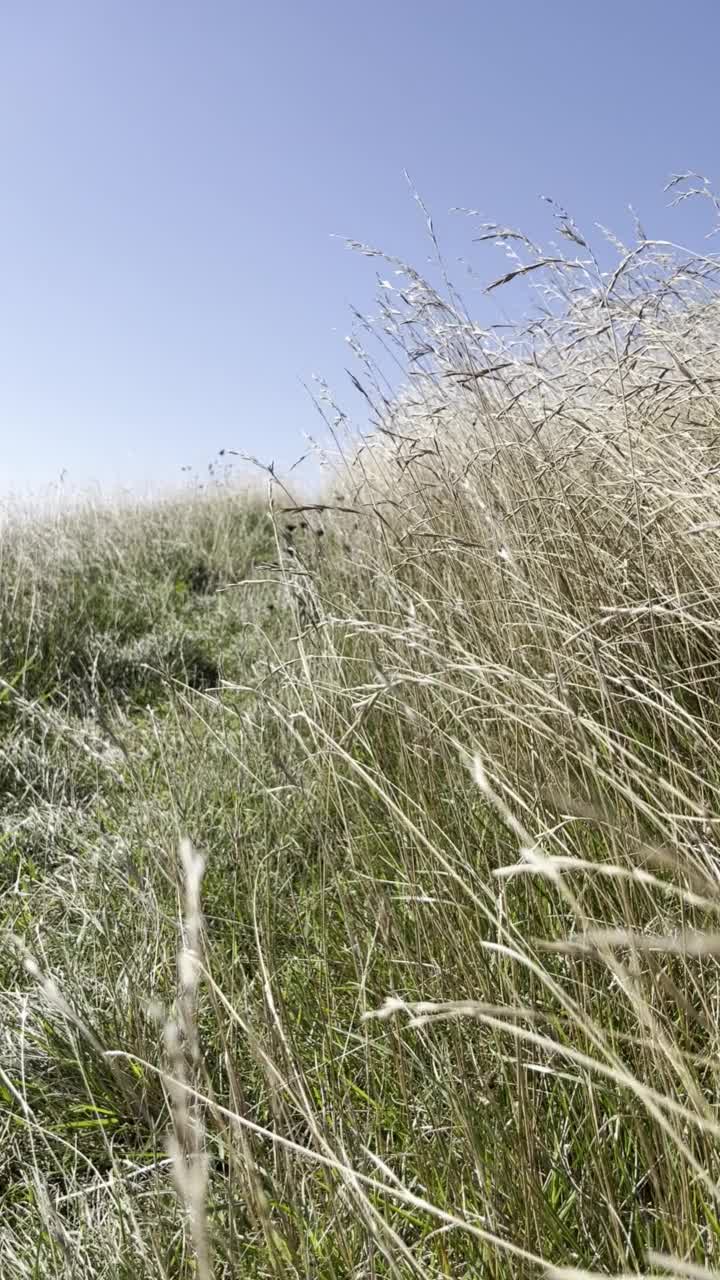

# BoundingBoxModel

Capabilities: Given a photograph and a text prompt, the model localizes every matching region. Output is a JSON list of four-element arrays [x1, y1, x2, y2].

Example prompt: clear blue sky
[[2, 1, 719, 497]]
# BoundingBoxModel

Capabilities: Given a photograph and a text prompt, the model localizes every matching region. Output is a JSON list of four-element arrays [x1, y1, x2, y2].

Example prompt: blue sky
[[2, 1, 719, 497]]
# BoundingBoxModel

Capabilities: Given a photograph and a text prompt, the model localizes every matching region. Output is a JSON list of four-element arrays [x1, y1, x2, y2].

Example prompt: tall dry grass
[[4, 181, 720, 1276]]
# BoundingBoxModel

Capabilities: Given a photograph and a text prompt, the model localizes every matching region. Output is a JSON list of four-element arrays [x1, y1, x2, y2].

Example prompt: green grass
[[4, 202, 720, 1277]]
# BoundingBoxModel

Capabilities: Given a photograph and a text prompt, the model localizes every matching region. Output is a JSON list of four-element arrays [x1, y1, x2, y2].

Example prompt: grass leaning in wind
[[5, 180, 720, 1274]]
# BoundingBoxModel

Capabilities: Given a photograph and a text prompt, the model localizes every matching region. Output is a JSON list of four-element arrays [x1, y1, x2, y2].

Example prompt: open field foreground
[[5, 221, 720, 1277]]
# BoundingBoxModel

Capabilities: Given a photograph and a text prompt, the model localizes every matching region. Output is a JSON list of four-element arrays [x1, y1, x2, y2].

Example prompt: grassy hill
[[4, 219, 720, 1278]]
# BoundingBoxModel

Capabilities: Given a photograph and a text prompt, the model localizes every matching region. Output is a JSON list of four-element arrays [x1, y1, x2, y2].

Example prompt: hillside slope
[[4, 221, 720, 1278]]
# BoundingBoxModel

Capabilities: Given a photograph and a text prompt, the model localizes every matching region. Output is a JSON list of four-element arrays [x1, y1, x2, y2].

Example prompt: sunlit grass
[[4, 186, 720, 1276]]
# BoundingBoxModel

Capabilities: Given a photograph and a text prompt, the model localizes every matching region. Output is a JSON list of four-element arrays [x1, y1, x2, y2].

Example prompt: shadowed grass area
[[5, 199, 720, 1277], [0, 492, 274, 720]]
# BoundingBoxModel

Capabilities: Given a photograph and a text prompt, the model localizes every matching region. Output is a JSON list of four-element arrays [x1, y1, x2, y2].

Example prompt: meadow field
[[4, 207, 720, 1277]]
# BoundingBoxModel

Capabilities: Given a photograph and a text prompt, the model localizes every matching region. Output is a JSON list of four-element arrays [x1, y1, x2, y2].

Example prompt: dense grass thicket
[[5, 193, 720, 1277]]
